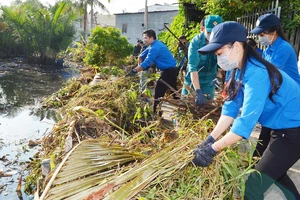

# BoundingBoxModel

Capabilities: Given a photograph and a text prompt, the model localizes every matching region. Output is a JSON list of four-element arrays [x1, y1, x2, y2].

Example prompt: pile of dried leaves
[[25, 66, 257, 200]]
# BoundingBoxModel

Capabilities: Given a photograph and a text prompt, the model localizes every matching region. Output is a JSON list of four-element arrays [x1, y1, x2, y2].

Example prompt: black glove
[[197, 135, 216, 149], [192, 144, 217, 167], [195, 89, 206, 105], [210, 77, 222, 90], [125, 69, 137, 77]]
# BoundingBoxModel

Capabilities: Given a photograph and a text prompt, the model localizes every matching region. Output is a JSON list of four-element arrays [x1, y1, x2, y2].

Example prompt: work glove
[[125, 69, 137, 77], [210, 77, 222, 90], [196, 135, 216, 149], [192, 144, 217, 167], [195, 89, 206, 105]]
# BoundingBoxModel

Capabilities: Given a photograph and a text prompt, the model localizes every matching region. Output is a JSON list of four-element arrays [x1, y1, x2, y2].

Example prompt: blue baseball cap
[[205, 15, 223, 32], [250, 14, 281, 34], [198, 21, 247, 53]]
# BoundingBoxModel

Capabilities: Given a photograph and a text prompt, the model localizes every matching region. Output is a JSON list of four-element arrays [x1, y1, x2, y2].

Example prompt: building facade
[[115, 4, 178, 45]]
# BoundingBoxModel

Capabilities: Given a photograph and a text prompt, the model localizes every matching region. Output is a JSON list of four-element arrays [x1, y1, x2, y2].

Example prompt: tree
[[84, 26, 133, 66], [1, 0, 78, 64], [160, 0, 300, 51], [73, 0, 110, 39], [181, 0, 300, 28]]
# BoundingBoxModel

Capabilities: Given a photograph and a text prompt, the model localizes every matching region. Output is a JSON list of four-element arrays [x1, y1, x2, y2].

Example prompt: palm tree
[[73, 0, 110, 39], [1, 1, 77, 64]]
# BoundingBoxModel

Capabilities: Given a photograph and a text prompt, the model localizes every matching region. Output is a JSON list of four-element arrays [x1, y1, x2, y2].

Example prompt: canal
[[0, 58, 79, 199]]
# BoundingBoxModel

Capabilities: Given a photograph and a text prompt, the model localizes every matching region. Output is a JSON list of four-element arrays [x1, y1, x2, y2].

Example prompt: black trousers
[[245, 127, 300, 200], [253, 126, 272, 157], [153, 67, 178, 113]]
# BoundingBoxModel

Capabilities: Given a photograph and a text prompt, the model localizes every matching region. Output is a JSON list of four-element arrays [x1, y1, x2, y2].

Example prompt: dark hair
[[246, 38, 257, 48], [143, 29, 156, 40], [200, 18, 205, 27], [225, 42, 282, 102], [179, 35, 187, 40], [264, 26, 290, 43]]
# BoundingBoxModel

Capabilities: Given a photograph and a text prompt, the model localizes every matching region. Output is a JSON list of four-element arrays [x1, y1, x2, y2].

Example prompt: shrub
[[84, 26, 133, 66]]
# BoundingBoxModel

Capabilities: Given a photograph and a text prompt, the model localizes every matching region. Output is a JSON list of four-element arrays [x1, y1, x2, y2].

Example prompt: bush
[[84, 26, 133, 66]]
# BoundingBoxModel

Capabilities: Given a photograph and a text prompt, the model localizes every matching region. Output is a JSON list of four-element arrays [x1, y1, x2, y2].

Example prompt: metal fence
[[237, 0, 300, 57]]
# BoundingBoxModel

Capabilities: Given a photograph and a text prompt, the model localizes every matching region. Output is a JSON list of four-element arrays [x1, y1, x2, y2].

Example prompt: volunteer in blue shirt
[[182, 15, 223, 105], [192, 22, 300, 200], [126, 29, 178, 114], [250, 13, 300, 158]]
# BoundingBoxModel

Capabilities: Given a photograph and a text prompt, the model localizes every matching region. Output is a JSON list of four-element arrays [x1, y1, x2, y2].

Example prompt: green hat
[[205, 15, 223, 32]]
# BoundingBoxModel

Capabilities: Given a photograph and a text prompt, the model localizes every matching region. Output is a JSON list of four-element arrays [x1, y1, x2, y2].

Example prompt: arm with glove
[[126, 65, 144, 77], [190, 71, 206, 105], [192, 115, 242, 167], [192, 132, 242, 167]]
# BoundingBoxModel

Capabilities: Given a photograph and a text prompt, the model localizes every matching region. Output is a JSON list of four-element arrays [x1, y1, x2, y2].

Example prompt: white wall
[[115, 10, 178, 45]]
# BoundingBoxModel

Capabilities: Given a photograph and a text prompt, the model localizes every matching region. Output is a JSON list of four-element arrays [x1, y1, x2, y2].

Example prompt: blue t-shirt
[[140, 40, 176, 71], [222, 57, 300, 139], [139, 47, 149, 60], [263, 36, 300, 85]]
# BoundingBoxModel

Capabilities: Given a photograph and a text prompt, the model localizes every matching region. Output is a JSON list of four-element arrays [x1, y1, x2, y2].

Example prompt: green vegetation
[[26, 67, 258, 199], [159, 0, 300, 51], [4, 0, 299, 199], [72, 0, 111, 39], [84, 26, 133, 66], [0, 1, 77, 64]]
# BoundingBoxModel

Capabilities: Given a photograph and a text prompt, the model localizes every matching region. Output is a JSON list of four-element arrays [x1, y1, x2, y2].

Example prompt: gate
[[237, 0, 300, 58]]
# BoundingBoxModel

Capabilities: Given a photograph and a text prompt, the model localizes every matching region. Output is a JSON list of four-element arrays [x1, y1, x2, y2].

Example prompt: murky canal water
[[0, 59, 79, 199]]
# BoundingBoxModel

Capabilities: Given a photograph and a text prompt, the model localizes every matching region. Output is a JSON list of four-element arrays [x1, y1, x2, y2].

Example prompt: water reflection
[[0, 61, 79, 199]]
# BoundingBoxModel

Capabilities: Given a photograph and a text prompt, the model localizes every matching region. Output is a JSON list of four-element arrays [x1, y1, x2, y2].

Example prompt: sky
[[1, 0, 179, 14]]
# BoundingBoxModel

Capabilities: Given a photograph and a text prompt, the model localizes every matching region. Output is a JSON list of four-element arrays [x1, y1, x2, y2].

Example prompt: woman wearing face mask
[[250, 13, 300, 158], [192, 21, 300, 199], [182, 15, 223, 105]]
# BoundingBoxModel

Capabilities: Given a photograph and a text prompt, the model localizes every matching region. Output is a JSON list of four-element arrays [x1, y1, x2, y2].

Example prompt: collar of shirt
[[268, 36, 283, 52], [150, 40, 157, 47]]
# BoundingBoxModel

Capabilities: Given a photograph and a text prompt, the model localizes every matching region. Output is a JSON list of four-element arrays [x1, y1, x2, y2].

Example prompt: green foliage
[[200, 0, 266, 21], [160, 0, 299, 55], [183, 0, 300, 30], [279, 0, 300, 32], [159, 14, 200, 55], [94, 65, 125, 76], [0, 0, 77, 63], [65, 40, 87, 62], [84, 26, 133, 66]]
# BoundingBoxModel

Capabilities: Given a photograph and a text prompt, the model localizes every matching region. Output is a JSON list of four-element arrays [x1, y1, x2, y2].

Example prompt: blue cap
[[205, 15, 223, 32], [250, 14, 280, 34], [198, 21, 247, 53]]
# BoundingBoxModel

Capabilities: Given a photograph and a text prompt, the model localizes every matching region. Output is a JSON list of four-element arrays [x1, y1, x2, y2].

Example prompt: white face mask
[[204, 31, 211, 41], [217, 45, 239, 71], [258, 34, 274, 46]]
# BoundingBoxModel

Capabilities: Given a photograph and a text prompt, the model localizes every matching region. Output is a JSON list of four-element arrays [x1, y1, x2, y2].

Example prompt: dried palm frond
[[39, 140, 146, 200]]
